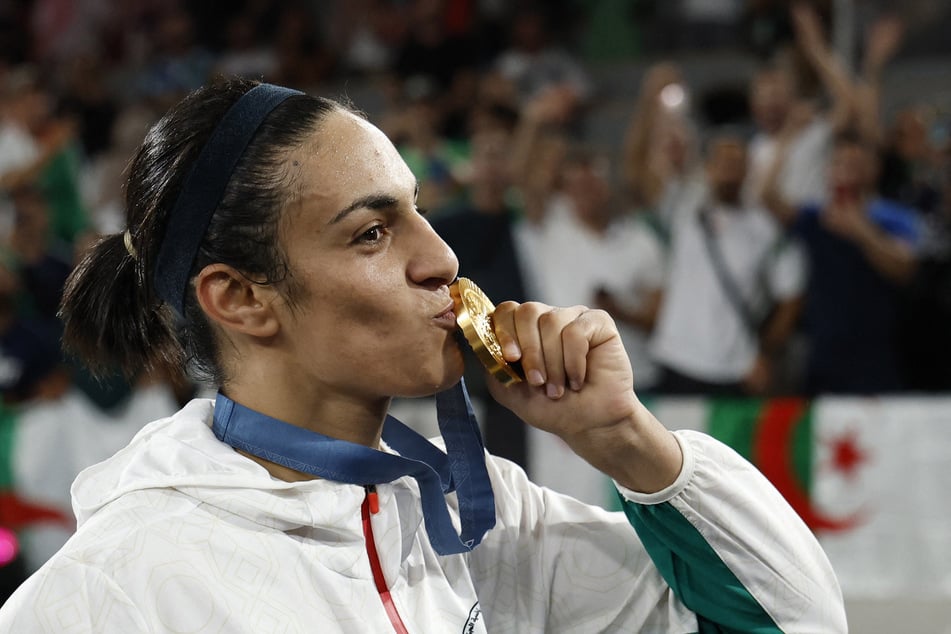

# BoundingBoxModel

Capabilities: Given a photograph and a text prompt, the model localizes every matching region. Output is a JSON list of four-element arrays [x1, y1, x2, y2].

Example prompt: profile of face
[[269, 110, 462, 399], [705, 137, 747, 205], [750, 69, 793, 135]]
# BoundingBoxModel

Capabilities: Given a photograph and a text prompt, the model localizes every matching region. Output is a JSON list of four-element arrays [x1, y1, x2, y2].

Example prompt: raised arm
[[761, 104, 814, 226], [508, 88, 574, 223], [823, 201, 918, 284], [790, 3, 856, 132], [472, 301, 846, 632], [621, 63, 684, 208], [854, 15, 905, 146]]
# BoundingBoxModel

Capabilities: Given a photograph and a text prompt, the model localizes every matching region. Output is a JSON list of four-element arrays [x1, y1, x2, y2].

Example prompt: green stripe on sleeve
[[0, 404, 17, 489], [618, 493, 782, 633]]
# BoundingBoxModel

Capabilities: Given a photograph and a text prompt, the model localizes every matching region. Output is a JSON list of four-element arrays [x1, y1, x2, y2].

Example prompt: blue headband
[[153, 83, 304, 316]]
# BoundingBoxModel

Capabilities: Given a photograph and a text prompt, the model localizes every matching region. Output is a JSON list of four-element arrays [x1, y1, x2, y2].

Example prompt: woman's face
[[274, 109, 462, 399]]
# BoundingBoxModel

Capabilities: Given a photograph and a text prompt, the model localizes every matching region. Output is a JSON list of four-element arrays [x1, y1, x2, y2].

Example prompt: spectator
[[393, 0, 476, 92], [5, 186, 73, 327], [56, 53, 119, 160], [878, 106, 942, 221], [0, 69, 42, 188], [622, 62, 700, 213], [651, 133, 805, 396], [214, 13, 278, 81], [744, 4, 855, 210], [384, 75, 469, 213], [763, 127, 919, 394], [432, 124, 530, 467], [271, 3, 335, 90], [524, 148, 667, 393], [80, 102, 157, 237], [0, 70, 89, 246], [494, 5, 590, 116], [135, 8, 214, 102], [336, 0, 408, 75]]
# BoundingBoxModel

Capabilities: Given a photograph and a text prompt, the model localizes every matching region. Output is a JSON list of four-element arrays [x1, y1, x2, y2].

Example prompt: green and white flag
[[531, 395, 951, 600]]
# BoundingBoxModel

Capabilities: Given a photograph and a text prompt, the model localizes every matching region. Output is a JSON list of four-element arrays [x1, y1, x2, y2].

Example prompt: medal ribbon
[[212, 379, 496, 555]]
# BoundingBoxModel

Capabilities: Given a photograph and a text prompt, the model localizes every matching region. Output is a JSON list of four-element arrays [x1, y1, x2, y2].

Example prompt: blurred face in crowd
[[469, 129, 512, 195], [750, 69, 793, 135], [562, 155, 612, 229], [890, 107, 930, 161], [829, 140, 878, 197], [706, 137, 747, 206]]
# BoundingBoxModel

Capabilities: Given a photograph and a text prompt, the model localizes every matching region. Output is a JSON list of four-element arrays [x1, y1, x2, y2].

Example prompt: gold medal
[[450, 277, 524, 385]]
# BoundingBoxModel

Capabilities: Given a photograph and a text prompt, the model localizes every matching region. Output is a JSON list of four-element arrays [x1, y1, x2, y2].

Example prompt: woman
[[0, 79, 846, 632]]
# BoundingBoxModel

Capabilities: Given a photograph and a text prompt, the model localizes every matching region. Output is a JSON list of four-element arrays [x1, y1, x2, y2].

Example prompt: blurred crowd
[[0, 0, 949, 597]]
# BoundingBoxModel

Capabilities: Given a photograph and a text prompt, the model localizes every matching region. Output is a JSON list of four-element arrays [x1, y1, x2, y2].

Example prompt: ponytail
[[57, 78, 339, 383], [59, 231, 179, 377]]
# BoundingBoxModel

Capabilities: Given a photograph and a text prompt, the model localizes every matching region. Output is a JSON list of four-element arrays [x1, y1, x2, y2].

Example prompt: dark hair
[[59, 78, 339, 384]]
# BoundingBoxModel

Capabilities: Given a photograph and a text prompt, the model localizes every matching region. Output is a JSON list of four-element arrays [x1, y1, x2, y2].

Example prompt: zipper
[[362, 485, 409, 634]]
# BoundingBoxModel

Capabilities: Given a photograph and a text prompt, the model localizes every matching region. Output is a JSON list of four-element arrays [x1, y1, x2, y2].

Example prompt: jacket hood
[[71, 398, 370, 533]]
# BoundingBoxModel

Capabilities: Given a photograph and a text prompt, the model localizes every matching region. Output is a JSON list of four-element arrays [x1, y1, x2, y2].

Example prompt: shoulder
[[869, 198, 920, 244]]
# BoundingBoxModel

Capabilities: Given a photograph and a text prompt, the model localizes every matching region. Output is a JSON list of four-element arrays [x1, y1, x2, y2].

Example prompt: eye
[[357, 224, 386, 244]]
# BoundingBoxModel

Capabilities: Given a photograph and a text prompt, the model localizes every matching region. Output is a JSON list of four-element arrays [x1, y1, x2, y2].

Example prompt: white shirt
[[0, 121, 39, 178], [0, 398, 846, 632], [746, 118, 832, 208], [515, 197, 666, 390], [651, 180, 805, 382]]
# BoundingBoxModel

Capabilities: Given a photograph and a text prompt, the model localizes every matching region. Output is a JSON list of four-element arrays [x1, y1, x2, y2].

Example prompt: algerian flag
[[529, 395, 951, 606], [0, 386, 179, 575]]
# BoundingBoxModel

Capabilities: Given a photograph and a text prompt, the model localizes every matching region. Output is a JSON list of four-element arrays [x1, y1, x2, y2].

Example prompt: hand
[[485, 301, 683, 493], [640, 62, 682, 103], [865, 15, 904, 74], [524, 85, 578, 126], [823, 200, 871, 241]]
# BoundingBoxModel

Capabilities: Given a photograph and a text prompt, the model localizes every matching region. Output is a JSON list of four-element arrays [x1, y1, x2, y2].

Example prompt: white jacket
[[0, 399, 846, 632]]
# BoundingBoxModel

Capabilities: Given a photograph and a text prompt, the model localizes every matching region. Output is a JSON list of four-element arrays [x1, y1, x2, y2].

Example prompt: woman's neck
[[220, 373, 391, 482]]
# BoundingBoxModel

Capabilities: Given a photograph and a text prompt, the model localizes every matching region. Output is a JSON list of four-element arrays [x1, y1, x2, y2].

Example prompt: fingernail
[[528, 369, 545, 386], [546, 383, 563, 399], [503, 341, 521, 360], [569, 379, 582, 392]]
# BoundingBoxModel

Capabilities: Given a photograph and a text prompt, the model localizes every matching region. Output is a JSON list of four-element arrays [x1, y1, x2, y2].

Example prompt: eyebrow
[[329, 193, 398, 224], [329, 181, 421, 225]]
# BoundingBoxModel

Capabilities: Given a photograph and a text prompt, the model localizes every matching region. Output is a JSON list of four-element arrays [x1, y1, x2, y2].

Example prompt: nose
[[407, 214, 459, 288]]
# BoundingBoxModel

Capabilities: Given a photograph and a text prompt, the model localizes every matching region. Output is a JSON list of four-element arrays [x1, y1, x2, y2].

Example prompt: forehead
[[289, 110, 415, 214]]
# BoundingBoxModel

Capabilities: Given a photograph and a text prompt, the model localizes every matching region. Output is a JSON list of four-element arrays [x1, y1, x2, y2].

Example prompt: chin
[[398, 343, 466, 398]]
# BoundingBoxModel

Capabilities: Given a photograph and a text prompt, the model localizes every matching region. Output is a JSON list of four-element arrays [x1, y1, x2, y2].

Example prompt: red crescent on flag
[[752, 399, 862, 533], [0, 490, 74, 531]]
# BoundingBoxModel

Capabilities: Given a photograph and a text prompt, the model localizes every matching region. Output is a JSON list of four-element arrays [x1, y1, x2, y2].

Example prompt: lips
[[433, 302, 457, 328]]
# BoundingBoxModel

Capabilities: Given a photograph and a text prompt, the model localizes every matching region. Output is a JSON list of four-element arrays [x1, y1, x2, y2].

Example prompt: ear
[[194, 264, 281, 339]]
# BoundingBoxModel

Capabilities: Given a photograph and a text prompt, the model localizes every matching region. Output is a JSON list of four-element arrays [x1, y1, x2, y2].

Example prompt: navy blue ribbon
[[212, 379, 496, 556]]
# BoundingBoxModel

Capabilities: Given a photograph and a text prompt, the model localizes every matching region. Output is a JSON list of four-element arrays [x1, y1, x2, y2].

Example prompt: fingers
[[492, 301, 605, 399]]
